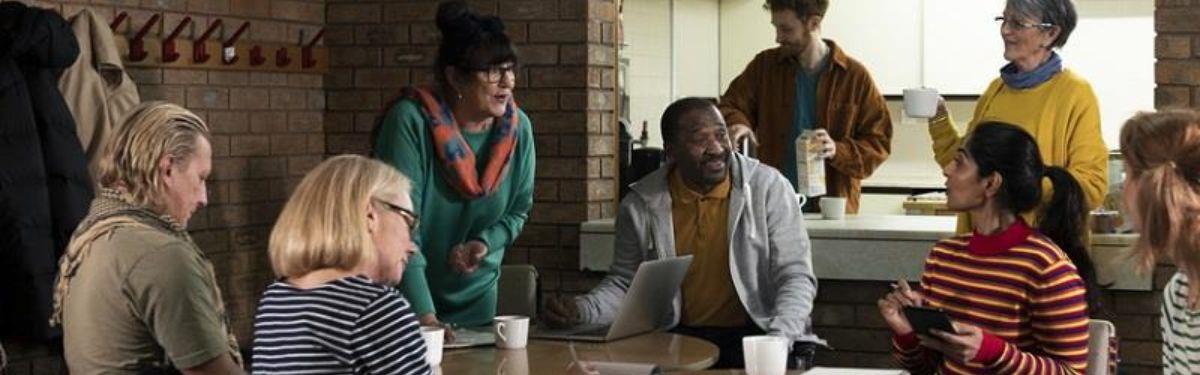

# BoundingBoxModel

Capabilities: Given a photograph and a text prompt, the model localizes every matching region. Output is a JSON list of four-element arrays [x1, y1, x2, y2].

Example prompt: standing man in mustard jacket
[[720, 0, 892, 214]]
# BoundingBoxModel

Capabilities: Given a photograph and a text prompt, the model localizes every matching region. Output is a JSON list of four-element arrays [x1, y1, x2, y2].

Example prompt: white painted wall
[[718, 0, 774, 93], [623, 0, 672, 148]]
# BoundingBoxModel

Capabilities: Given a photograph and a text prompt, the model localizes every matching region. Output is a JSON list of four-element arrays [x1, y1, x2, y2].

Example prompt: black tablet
[[902, 306, 956, 336]]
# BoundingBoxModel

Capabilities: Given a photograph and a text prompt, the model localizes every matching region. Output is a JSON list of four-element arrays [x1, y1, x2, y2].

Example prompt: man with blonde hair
[[52, 101, 244, 374]]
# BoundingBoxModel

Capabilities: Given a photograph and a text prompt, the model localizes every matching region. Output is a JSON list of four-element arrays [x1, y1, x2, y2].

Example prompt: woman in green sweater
[[372, 0, 534, 328]]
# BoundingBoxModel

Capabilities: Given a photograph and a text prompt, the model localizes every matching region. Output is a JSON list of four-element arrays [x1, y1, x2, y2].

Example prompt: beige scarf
[[51, 188, 242, 366]]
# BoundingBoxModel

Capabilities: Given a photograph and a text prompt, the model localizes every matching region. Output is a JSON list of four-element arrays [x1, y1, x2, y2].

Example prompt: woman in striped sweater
[[878, 122, 1099, 374], [1118, 109, 1200, 374], [252, 155, 431, 375]]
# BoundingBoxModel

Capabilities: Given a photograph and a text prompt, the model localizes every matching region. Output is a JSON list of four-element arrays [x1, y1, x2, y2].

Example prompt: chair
[[1086, 319, 1117, 375], [497, 264, 539, 319]]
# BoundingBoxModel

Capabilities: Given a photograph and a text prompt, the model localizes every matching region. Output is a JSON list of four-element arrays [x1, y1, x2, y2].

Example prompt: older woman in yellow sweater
[[929, 0, 1106, 232]]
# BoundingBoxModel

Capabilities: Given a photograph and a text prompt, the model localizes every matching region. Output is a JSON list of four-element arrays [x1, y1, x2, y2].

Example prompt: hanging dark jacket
[[0, 2, 91, 341]]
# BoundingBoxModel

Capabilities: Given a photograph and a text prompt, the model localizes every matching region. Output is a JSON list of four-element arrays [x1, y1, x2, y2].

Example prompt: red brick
[[499, 0, 559, 20], [207, 71, 248, 86], [586, 179, 613, 201], [163, 69, 207, 84], [288, 155, 322, 176], [328, 3, 381, 24], [530, 202, 588, 223], [288, 73, 323, 88], [326, 26, 356, 46], [557, 180, 587, 202], [539, 158, 589, 178], [250, 157, 287, 178], [529, 21, 587, 43], [1121, 340, 1163, 365], [223, 180, 272, 203], [357, 24, 408, 45], [1157, 34, 1192, 59], [330, 46, 383, 67], [229, 88, 270, 110], [270, 134, 308, 155], [559, 0, 587, 20], [229, 0, 269, 18], [327, 69, 354, 88], [306, 134, 326, 154], [529, 67, 588, 88], [409, 23, 440, 45], [587, 135, 613, 156], [270, 0, 323, 23], [589, 1, 617, 22], [599, 156, 615, 178], [139, 85, 186, 104], [355, 112, 383, 132], [187, 0, 229, 15], [230, 135, 270, 156], [249, 112, 287, 134], [328, 90, 381, 110], [600, 67, 615, 89], [506, 21, 529, 43], [1156, 7, 1200, 33], [252, 20, 288, 43], [209, 135, 231, 157], [355, 68, 409, 88], [250, 72, 288, 87], [521, 44, 559, 65], [308, 90, 326, 110], [186, 87, 229, 109], [230, 226, 269, 251], [587, 90, 613, 110], [559, 91, 587, 109], [269, 88, 307, 109], [384, 3, 436, 22], [535, 134, 559, 156], [559, 135, 585, 156], [211, 204, 251, 228], [325, 112, 354, 133], [212, 157, 249, 180], [207, 111, 249, 134], [192, 229, 230, 253], [326, 133, 371, 154], [529, 111, 588, 134], [533, 179, 558, 201], [287, 111, 323, 133]]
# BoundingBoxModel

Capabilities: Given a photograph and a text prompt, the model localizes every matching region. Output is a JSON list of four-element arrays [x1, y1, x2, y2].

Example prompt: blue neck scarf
[[999, 51, 1062, 89]]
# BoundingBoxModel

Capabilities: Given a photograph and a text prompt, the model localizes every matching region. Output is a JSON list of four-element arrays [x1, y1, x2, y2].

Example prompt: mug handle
[[496, 322, 508, 343], [796, 194, 807, 207]]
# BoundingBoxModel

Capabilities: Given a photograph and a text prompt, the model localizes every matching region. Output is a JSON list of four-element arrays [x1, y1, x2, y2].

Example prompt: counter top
[[578, 214, 1146, 290]]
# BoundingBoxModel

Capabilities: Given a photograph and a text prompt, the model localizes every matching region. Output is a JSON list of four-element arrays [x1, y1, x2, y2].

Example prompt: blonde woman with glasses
[[251, 155, 431, 374]]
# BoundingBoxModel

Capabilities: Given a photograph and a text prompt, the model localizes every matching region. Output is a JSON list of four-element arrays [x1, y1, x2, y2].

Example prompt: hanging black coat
[[0, 2, 92, 341]]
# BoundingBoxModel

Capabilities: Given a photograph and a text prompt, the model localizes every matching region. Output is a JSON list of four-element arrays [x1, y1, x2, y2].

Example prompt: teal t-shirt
[[782, 67, 823, 190], [374, 99, 536, 327]]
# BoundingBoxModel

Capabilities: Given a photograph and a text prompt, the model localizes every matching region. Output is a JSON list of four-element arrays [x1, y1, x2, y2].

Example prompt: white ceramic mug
[[820, 197, 847, 220], [903, 87, 939, 118], [420, 326, 444, 366], [743, 335, 790, 375], [795, 194, 808, 207], [493, 315, 530, 349]]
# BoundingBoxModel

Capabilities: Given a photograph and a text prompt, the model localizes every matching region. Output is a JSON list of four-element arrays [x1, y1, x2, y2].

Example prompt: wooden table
[[435, 332, 719, 375]]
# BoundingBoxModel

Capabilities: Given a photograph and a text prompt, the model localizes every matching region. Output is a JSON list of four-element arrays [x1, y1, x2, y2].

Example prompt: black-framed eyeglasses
[[374, 199, 419, 234], [994, 16, 1052, 30], [474, 64, 518, 83]]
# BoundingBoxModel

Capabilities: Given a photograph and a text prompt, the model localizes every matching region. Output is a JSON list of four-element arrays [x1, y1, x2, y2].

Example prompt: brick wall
[[0, 0, 325, 373], [322, 0, 619, 297]]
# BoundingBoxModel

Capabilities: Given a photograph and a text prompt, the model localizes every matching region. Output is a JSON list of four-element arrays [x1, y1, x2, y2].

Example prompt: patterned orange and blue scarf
[[404, 86, 520, 199]]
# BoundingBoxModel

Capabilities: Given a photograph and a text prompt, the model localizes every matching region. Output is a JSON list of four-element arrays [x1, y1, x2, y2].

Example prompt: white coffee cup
[[795, 194, 808, 207], [493, 315, 530, 349], [420, 326, 444, 366], [903, 87, 939, 118], [820, 197, 847, 220], [743, 335, 790, 375]]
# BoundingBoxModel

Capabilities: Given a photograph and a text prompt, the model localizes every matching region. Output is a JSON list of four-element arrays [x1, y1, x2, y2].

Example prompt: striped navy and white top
[[1163, 272, 1200, 374], [252, 275, 431, 375]]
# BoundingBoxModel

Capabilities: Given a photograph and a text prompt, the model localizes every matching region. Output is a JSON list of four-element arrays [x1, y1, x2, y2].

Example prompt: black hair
[[435, 0, 518, 92], [660, 97, 719, 147], [762, 0, 830, 17], [964, 122, 1102, 309]]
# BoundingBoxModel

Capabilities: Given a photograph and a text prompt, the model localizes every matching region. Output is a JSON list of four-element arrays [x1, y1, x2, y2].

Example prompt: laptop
[[533, 255, 693, 342]]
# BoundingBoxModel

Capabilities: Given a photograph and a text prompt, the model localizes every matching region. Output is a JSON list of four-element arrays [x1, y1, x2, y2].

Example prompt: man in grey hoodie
[[544, 97, 823, 369]]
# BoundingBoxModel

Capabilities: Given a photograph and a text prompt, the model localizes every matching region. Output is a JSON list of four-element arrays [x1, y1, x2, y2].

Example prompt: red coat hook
[[162, 16, 192, 63], [250, 45, 266, 66], [128, 14, 161, 62], [109, 12, 127, 31], [275, 47, 291, 67], [222, 21, 250, 64], [301, 28, 325, 69], [193, 19, 222, 63]]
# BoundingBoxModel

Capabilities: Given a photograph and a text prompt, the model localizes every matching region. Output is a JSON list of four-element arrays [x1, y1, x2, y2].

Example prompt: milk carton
[[794, 130, 826, 197]]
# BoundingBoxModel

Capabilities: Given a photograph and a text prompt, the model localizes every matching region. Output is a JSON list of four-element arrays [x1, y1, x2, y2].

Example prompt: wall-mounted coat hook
[[222, 21, 250, 65], [162, 16, 192, 63], [194, 19, 222, 63], [275, 47, 291, 67], [250, 45, 266, 66], [301, 28, 325, 69], [110, 11, 127, 30], [128, 14, 161, 62]]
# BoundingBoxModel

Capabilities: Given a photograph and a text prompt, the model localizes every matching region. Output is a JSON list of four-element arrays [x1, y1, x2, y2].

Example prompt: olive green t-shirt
[[62, 226, 230, 374]]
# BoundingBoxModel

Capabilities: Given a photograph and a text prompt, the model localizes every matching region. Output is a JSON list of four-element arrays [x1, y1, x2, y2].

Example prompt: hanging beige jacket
[[59, 9, 140, 180]]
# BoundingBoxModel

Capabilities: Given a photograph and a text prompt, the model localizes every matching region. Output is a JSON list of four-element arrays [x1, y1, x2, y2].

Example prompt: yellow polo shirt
[[669, 169, 750, 327]]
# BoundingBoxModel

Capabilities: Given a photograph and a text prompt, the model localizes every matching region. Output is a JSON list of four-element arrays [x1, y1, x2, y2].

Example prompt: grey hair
[[1006, 0, 1077, 49]]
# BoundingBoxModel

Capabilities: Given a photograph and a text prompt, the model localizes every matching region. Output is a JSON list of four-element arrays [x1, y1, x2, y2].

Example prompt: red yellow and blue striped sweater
[[892, 219, 1090, 374]]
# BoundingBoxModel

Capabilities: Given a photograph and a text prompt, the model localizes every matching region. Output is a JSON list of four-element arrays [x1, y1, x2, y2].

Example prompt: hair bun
[[436, 1, 475, 35]]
